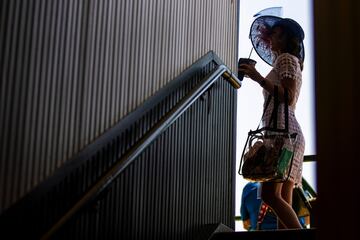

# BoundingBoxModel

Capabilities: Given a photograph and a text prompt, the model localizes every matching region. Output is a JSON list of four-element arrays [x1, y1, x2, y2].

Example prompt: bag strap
[[268, 85, 279, 130], [266, 86, 290, 132], [284, 88, 289, 131], [255, 93, 272, 131], [249, 86, 290, 135]]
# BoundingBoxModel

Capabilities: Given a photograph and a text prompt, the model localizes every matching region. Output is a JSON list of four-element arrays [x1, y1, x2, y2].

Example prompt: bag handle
[[266, 86, 290, 132], [254, 91, 272, 131]]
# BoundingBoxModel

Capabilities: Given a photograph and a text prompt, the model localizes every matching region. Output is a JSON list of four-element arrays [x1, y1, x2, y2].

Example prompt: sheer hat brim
[[249, 16, 305, 66]]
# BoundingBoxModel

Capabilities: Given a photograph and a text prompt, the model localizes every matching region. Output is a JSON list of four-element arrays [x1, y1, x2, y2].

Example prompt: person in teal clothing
[[241, 181, 306, 230], [240, 182, 277, 230]]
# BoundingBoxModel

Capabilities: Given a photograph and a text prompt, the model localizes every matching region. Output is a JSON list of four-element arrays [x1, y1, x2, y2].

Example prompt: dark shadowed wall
[[314, 0, 360, 240]]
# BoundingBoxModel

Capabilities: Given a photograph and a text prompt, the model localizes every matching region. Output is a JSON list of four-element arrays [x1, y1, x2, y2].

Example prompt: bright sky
[[235, 0, 316, 230]]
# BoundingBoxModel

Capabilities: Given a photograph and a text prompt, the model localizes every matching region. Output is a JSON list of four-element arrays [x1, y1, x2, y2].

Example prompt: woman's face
[[270, 26, 285, 53]]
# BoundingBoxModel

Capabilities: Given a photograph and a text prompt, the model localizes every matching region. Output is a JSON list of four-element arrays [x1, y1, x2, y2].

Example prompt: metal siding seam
[[166, 118, 174, 238], [63, 0, 75, 161], [212, 81, 219, 221], [30, 0, 46, 189], [176, 106, 184, 238], [153, 109, 161, 237], [54, 0, 66, 167], [230, 85, 236, 226], [163, 107, 171, 237], [188, 102, 195, 234], [171, 117, 178, 238], [222, 84, 228, 221], [98, 0, 106, 135], [18, 0, 34, 197], [227, 85, 233, 225], [112, 0, 121, 123], [161, 0, 169, 88], [42, 0, 55, 178], [210, 81, 217, 223], [37, 0, 51, 181], [193, 98, 200, 229], [134, 155, 142, 239], [180, 86, 188, 234], [105, 0, 114, 130], [13, 0, 29, 202], [77, 0, 88, 150], [0, 0, 10, 207], [218, 81, 225, 219], [120, 0, 131, 117], [152, 0, 161, 93], [143, 0, 152, 100], [173, 0, 180, 78], [150, 140, 157, 238], [140, 136, 149, 237], [23, 1, 39, 182], [215, 81, 222, 218], [23, 0, 36, 191], [2, 0, 19, 208], [70, 0, 82, 158], [97, 0, 107, 135], [0, 0, 11, 188], [134, 0, 143, 107], [179, 0, 186, 71], [149, 0, 157, 100], [141, 2, 148, 104], [168, 0, 175, 84], [47, 0, 61, 175], [221, 81, 228, 220], [90, 0, 99, 138], [137, 0, 144, 106], [58, 0, 69, 164], [127, 0, 136, 112], [156, 133, 164, 237], [193, 92, 200, 230], [109, 0, 117, 126], [157, 0, 165, 90], [91, 0, 100, 138], [87, 0, 98, 142], [195, 0, 201, 61]]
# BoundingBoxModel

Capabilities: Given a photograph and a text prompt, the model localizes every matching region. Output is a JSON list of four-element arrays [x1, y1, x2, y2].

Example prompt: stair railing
[[41, 63, 241, 239]]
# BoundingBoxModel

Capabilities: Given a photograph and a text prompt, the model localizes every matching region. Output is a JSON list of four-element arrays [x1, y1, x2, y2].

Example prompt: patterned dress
[[262, 53, 305, 186]]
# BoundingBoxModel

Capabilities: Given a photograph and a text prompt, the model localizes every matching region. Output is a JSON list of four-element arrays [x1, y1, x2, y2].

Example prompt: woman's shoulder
[[275, 53, 299, 63], [274, 53, 301, 70]]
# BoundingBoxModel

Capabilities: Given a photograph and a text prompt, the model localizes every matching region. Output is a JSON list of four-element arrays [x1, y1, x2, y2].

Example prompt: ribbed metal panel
[[0, 57, 237, 239], [52, 65, 236, 240], [0, 0, 238, 219]]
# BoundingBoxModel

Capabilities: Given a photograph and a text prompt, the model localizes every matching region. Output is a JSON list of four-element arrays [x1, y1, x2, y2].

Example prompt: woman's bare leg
[[261, 181, 302, 229], [278, 180, 295, 229]]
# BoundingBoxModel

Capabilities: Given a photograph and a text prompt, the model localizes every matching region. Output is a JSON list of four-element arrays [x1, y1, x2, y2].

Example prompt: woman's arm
[[238, 64, 296, 105]]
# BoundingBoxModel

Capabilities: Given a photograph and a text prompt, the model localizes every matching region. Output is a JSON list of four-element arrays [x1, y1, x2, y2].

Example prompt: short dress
[[262, 53, 305, 186]]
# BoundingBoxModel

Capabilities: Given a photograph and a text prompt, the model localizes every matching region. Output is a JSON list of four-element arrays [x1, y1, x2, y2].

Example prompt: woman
[[239, 17, 306, 229]]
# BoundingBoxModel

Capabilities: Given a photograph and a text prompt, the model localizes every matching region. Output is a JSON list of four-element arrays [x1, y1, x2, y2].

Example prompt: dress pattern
[[262, 53, 305, 186]]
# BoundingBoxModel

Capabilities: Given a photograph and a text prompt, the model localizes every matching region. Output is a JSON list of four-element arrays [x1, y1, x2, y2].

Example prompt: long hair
[[277, 26, 304, 70]]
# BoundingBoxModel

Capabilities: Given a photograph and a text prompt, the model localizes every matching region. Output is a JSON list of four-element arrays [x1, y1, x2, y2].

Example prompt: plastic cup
[[238, 58, 257, 80]]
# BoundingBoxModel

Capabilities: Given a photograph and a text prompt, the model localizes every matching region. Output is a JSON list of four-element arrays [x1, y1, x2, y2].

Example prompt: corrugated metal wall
[[54, 62, 236, 240], [0, 0, 238, 215], [0, 56, 237, 239]]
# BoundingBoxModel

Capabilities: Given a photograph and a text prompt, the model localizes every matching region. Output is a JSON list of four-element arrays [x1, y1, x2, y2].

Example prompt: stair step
[[210, 228, 316, 240]]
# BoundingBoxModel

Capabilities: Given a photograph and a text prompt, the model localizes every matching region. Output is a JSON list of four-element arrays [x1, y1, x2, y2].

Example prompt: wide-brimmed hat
[[249, 16, 305, 66]]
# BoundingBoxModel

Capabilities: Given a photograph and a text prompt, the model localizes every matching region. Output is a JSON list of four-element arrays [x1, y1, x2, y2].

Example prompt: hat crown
[[273, 18, 305, 40]]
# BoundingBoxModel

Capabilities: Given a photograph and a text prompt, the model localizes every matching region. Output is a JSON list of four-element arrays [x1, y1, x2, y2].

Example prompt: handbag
[[239, 86, 297, 182], [292, 178, 317, 217]]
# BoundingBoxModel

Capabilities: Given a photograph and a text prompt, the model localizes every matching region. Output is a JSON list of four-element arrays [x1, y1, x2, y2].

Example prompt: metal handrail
[[41, 64, 241, 239]]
